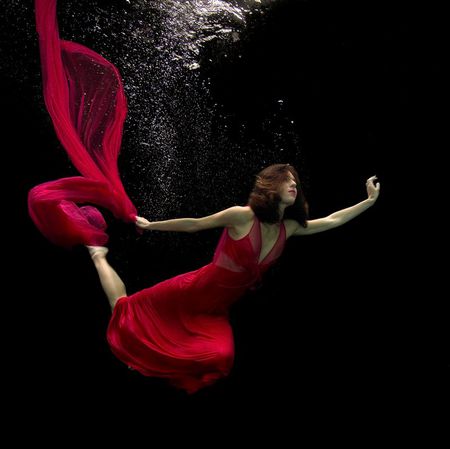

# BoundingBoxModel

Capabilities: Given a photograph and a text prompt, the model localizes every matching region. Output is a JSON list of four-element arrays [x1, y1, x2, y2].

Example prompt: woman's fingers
[[365, 175, 380, 201], [135, 216, 149, 228], [366, 176, 380, 194]]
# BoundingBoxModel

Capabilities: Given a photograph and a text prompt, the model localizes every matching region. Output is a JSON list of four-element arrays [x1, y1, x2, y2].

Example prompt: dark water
[[1, 0, 446, 432]]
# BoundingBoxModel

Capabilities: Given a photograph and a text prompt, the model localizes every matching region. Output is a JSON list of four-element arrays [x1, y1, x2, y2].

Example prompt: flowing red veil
[[28, 0, 137, 247]]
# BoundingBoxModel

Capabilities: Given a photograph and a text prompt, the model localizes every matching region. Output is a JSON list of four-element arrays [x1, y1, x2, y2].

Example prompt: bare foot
[[86, 245, 109, 260]]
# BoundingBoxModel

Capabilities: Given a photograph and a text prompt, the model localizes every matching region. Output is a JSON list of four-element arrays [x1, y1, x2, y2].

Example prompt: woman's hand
[[135, 216, 151, 230], [366, 175, 380, 202]]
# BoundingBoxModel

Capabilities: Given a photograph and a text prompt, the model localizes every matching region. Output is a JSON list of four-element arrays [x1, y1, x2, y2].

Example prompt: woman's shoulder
[[283, 218, 303, 239], [226, 206, 255, 239], [236, 205, 255, 224]]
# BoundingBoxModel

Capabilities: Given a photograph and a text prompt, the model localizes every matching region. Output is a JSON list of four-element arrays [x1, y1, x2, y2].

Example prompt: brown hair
[[247, 163, 309, 227]]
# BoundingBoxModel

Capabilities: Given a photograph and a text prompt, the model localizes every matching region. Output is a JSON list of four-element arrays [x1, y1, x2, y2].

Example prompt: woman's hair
[[247, 163, 309, 227]]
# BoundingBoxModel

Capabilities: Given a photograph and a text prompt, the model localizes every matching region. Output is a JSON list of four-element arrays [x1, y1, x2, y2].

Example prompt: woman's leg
[[87, 246, 127, 309]]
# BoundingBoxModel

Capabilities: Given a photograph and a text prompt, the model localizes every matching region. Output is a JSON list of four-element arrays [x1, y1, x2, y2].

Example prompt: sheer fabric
[[30, 1, 288, 394], [29, 0, 136, 247], [107, 216, 286, 393]]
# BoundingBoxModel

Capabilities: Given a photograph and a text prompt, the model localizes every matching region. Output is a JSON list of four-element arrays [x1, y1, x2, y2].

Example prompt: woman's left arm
[[293, 175, 380, 236]]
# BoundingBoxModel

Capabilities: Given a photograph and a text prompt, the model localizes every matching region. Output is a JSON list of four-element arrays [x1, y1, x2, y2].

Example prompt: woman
[[87, 163, 380, 393], [31, 0, 380, 393]]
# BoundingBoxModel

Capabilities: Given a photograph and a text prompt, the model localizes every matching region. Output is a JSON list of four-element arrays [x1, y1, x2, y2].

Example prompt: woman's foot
[[86, 245, 109, 260]]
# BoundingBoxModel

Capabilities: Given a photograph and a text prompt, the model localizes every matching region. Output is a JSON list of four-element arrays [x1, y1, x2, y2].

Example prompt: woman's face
[[279, 171, 298, 205]]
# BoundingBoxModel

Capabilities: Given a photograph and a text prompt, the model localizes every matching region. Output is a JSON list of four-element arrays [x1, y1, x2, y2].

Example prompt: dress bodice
[[212, 215, 286, 289], [108, 214, 287, 393]]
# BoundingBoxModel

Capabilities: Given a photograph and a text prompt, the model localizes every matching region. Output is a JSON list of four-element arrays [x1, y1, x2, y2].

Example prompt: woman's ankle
[[86, 245, 109, 260]]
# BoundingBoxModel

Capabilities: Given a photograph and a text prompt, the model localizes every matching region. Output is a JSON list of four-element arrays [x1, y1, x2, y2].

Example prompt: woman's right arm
[[135, 206, 250, 233], [135, 216, 198, 232]]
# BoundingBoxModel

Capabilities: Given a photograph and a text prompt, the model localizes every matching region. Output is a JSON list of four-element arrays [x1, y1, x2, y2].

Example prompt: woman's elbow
[[328, 216, 344, 228], [187, 219, 201, 233]]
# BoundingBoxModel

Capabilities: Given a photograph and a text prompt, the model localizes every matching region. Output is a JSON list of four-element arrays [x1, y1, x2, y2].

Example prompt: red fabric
[[29, 0, 136, 247], [107, 216, 286, 393], [30, 0, 288, 394]]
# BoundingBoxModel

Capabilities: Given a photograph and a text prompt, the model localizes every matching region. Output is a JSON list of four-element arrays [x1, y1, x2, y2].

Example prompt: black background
[[1, 0, 446, 436]]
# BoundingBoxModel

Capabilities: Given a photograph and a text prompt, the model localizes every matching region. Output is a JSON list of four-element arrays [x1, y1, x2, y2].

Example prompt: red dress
[[107, 215, 286, 393], [30, 1, 286, 394]]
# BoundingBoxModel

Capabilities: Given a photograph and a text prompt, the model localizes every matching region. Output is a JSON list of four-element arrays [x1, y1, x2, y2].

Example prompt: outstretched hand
[[366, 175, 380, 202], [136, 216, 151, 230]]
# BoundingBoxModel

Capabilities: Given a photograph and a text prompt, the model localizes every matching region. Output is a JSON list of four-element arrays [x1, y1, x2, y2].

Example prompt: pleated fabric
[[29, 0, 136, 248], [107, 216, 286, 393], [30, 1, 288, 394]]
